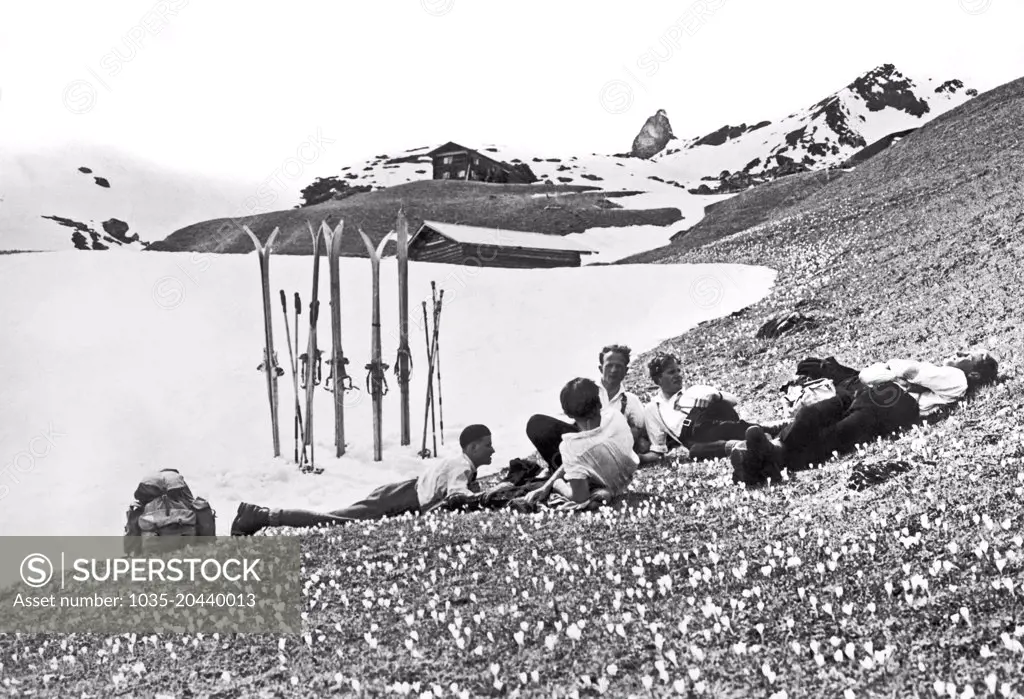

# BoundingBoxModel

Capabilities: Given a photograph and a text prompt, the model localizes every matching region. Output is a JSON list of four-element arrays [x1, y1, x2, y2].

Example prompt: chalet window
[[442, 172, 450, 179], [443, 155, 453, 165], [457, 169, 465, 178], [472, 157, 479, 165]]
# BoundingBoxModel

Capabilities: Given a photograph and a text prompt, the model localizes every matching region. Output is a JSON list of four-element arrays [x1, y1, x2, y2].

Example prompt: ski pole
[[428, 283, 441, 457], [435, 289, 445, 446], [280, 290, 307, 466], [419, 299, 436, 458]]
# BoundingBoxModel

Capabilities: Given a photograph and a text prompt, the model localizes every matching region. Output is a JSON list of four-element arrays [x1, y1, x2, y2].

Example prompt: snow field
[[0, 251, 776, 536]]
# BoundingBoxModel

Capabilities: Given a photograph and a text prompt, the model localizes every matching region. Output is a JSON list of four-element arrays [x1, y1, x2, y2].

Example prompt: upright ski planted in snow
[[322, 220, 350, 458], [242, 225, 282, 458], [359, 227, 396, 462], [303, 222, 324, 474], [394, 209, 412, 446]]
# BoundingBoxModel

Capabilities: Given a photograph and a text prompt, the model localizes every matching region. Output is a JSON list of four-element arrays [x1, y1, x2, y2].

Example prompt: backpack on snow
[[123, 469, 216, 556]]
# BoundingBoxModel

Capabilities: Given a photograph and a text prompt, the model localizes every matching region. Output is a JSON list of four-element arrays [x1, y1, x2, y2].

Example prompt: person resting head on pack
[[230, 424, 495, 536], [638, 352, 785, 464], [514, 377, 640, 510], [525, 343, 653, 470], [732, 348, 1000, 485]]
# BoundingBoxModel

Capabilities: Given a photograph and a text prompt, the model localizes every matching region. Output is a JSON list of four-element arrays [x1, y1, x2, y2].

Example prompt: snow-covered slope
[[652, 64, 976, 187], [0, 251, 776, 537], [0, 143, 258, 252], [318, 64, 976, 198]]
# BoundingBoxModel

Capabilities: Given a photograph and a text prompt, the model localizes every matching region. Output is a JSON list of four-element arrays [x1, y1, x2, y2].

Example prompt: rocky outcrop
[[42, 215, 147, 250], [630, 109, 675, 159], [849, 63, 929, 116], [694, 121, 771, 147]]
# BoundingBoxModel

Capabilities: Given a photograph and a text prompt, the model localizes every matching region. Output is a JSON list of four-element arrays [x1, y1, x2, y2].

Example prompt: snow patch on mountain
[[652, 64, 976, 187]]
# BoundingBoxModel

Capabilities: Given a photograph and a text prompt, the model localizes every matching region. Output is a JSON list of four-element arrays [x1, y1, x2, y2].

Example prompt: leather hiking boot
[[746, 426, 786, 483], [231, 502, 271, 536], [729, 443, 758, 485]]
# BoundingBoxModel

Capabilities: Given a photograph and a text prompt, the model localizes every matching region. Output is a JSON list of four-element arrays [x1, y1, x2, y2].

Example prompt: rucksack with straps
[[123, 469, 217, 556]]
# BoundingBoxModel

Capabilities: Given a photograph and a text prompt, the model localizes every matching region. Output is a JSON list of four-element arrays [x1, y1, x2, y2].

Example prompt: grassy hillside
[[3, 80, 1023, 697], [148, 181, 682, 256]]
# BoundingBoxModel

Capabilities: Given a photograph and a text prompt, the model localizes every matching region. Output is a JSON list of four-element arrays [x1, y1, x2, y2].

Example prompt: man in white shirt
[[596, 344, 648, 441], [519, 378, 640, 508], [230, 424, 495, 535], [640, 351, 766, 463], [525, 344, 650, 470], [737, 349, 999, 482]]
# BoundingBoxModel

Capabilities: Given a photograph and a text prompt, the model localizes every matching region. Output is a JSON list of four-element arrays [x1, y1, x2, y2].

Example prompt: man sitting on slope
[[733, 348, 1000, 485], [230, 424, 495, 535], [639, 351, 784, 463], [525, 344, 656, 469]]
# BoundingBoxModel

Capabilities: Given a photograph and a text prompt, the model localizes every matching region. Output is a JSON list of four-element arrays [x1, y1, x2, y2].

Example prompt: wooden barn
[[408, 220, 595, 269], [426, 142, 538, 184]]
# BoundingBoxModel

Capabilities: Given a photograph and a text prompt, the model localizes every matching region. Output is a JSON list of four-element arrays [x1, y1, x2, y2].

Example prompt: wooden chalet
[[426, 142, 537, 184], [408, 220, 595, 269]]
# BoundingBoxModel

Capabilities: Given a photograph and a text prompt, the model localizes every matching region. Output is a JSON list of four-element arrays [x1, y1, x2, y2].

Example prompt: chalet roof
[[425, 142, 509, 166], [415, 220, 596, 254], [425, 141, 477, 157]]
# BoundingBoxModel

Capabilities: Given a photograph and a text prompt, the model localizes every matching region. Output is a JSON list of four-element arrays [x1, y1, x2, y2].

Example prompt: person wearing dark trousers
[[640, 352, 780, 462], [230, 425, 495, 535], [736, 349, 999, 483], [526, 344, 654, 468]]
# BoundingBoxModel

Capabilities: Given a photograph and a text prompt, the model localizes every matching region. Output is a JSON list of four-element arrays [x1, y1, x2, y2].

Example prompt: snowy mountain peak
[[650, 63, 978, 190]]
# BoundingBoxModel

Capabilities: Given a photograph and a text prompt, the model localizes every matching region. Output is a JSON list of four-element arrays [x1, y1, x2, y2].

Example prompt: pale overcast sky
[[1, 0, 1022, 183]]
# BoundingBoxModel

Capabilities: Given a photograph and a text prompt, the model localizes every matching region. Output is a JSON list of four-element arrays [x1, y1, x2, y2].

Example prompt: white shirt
[[859, 359, 968, 416], [599, 383, 647, 432], [643, 385, 724, 454], [559, 410, 639, 497], [416, 453, 477, 508]]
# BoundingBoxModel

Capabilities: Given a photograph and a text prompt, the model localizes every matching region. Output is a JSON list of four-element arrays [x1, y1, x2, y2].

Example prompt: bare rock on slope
[[631, 109, 675, 159]]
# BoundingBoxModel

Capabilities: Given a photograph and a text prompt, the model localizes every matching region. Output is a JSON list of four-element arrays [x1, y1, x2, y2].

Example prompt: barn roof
[[415, 220, 596, 254]]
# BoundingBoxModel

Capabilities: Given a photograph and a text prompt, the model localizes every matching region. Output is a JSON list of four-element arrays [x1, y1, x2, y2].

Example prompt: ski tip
[[357, 227, 376, 257], [242, 225, 262, 249]]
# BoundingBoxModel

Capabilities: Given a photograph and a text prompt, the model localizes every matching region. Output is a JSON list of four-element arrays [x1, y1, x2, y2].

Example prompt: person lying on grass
[[525, 344, 655, 469], [639, 351, 785, 464], [230, 424, 496, 536], [732, 348, 1000, 485], [512, 377, 640, 512]]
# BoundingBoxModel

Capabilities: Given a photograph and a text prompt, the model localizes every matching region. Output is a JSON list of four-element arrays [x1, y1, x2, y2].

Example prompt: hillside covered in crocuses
[[1, 77, 1022, 699]]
